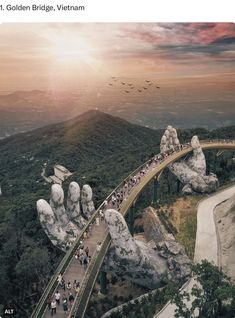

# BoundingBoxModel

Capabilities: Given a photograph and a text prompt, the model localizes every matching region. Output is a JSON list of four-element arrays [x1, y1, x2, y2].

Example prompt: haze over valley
[[0, 73, 234, 139]]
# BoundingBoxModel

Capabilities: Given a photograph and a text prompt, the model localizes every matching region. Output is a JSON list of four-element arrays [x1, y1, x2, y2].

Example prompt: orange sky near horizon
[[0, 23, 235, 91]]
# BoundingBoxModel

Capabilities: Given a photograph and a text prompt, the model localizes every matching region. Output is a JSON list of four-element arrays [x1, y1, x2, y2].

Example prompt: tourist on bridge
[[99, 209, 104, 221], [51, 299, 57, 316], [73, 280, 77, 289], [75, 286, 80, 294], [75, 282, 80, 293], [79, 246, 84, 255], [62, 293, 67, 302], [124, 181, 128, 193], [60, 278, 65, 291], [79, 253, 85, 265], [57, 274, 62, 285], [47, 296, 52, 310], [85, 246, 89, 257], [63, 299, 68, 314], [79, 239, 84, 248], [96, 242, 101, 251], [96, 215, 100, 226], [88, 224, 92, 235], [67, 282, 72, 290], [69, 292, 75, 305], [83, 256, 88, 270], [55, 291, 61, 305]]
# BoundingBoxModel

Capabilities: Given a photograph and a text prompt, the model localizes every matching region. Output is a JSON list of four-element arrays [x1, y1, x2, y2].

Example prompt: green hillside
[[0, 110, 235, 317]]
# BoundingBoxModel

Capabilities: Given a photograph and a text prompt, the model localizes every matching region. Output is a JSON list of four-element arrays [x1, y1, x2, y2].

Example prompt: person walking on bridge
[[85, 246, 89, 257], [47, 296, 52, 311], [69, 292, 75, 306], [51, 299, 57, 316], [63, 299, 68, 314], [55, 291, 61, 306]]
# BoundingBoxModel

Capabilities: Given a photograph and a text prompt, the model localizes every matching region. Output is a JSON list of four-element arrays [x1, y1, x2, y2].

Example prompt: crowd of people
[[47, 275, 80, 316], [74, 244, 91, 270]]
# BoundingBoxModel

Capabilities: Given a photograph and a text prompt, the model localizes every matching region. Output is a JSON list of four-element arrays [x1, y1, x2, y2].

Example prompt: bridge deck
[[44, 220, 107, 317]]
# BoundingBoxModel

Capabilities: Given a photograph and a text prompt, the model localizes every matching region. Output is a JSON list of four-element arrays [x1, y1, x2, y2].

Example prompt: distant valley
[[0, 76, 235, 139]]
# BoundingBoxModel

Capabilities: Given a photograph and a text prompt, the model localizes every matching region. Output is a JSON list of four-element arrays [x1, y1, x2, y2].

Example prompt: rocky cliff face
[[160, 125, 219, 194], [103, 208, 191, 289]]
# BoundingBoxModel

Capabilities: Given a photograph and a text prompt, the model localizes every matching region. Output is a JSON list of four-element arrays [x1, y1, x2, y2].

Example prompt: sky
[[0, 23, 235, 91]]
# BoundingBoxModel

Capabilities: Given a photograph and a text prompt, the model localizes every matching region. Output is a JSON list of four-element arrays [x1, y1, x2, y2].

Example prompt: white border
[[0, 0, 234, 23]]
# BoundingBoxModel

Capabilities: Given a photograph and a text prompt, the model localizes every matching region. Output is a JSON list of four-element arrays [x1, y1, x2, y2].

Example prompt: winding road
[[155, 185, 235, 318]]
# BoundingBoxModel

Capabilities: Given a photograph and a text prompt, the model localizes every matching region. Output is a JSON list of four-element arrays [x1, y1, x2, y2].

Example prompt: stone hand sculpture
[[49, 184, 81, 236], [160, 125, 219, 194], [81, 184, 95, 219], [37, 182, 94, 251], [37, 199, 75, 251], [103, 208, 191, 289], [67, 182, 86, 228]]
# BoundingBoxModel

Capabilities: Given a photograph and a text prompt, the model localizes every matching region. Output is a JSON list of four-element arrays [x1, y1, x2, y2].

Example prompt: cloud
[[211, 36, 235, 44]]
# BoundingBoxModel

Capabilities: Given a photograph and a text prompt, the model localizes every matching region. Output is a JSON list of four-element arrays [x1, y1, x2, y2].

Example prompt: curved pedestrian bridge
[[30, 140, 235, 318]]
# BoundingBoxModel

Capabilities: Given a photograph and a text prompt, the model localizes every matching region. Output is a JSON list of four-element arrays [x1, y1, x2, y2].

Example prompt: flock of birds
[[107, 77, 161, 94]]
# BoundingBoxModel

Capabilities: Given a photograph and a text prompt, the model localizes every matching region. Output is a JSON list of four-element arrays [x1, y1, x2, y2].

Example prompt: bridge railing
[[69, 231, 111, 318]]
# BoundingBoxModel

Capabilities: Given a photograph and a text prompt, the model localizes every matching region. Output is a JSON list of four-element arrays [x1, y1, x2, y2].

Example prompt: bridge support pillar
[[152, 177, 158, 205], [128, 205, 135, 235], [177, 179, 181, 194], [99, 271, 107, 294]]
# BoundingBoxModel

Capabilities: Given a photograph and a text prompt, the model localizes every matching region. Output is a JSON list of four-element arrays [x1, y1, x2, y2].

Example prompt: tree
[[172, 260, 235, 318]]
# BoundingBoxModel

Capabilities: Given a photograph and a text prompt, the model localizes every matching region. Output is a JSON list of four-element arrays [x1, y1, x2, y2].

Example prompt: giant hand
[[160, 126, 219, 193], [103, 208, 191, 289], [37, 182, 95, 251], [37, 199, 75, 251]]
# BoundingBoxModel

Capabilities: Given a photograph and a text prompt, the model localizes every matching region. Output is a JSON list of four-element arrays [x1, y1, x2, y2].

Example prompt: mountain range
[[0, 85, 235, 139]]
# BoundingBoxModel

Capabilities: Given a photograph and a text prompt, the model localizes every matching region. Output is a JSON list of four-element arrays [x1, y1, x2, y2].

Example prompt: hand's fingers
[[104, 209, 140, 261], [68, 182, 80, 202]]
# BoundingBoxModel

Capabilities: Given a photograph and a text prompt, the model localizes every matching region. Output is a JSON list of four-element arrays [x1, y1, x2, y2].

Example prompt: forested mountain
[[0, 110, 235, 317]]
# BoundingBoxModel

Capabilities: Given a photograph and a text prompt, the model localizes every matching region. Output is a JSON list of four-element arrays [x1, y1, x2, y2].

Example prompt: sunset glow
[[0, 23, 234, 91]]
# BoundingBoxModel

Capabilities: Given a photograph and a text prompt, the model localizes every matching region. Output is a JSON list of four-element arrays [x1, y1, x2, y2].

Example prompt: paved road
[[155, 185, 235, 318]]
